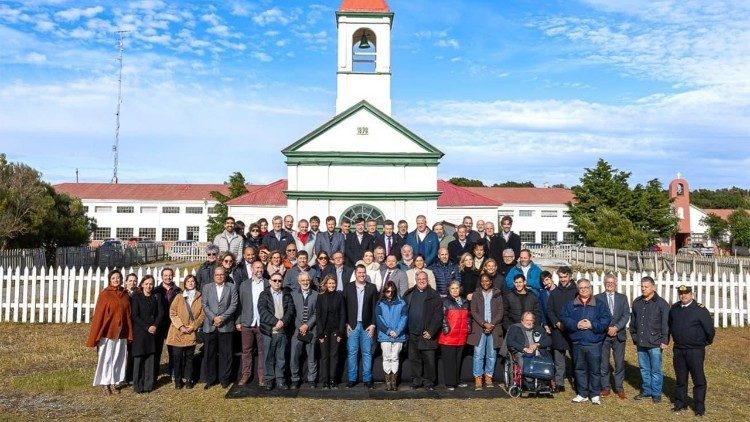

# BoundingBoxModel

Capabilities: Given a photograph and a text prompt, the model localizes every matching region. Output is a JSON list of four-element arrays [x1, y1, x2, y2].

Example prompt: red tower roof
[[339, 0, 390, 12]]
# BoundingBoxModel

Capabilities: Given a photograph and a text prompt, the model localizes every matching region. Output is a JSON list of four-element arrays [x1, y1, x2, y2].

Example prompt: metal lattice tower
[[112, 30, 128, 184]]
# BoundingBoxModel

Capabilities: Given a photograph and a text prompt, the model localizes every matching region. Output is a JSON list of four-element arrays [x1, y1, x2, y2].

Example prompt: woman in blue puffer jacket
[[376, 280, 408, 391]]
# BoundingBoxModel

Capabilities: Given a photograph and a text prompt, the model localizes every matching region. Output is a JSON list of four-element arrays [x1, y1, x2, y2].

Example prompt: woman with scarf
[[166, 274, 205, 389], [85, 269, 133, 396]]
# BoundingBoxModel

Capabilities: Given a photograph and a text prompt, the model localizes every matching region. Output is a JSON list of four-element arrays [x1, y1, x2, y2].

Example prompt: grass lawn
[[0, 323, 747, 421]]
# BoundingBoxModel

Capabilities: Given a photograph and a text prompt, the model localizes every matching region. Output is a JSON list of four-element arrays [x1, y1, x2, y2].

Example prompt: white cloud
[[436, 38, 459, 49], [25, 52, 47, 63], [201, 13, 220, 26], [54, 6, 104, 22], [251, 51, 272, 62], [67, 27, 95, 39], [253, 7, 296, 26]]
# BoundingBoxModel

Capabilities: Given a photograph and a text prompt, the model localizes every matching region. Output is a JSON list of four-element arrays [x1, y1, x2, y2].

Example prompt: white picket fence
[[0, 265, 747, 328]]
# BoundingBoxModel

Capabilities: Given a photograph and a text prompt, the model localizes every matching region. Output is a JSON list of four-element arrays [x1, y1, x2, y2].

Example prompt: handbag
[[297, 330, 314, 343], [184, 297, 204, 344], [520, 354, 555, 380]]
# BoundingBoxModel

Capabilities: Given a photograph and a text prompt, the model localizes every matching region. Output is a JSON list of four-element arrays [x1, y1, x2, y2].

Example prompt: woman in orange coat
[[85, 269, 133, 395]]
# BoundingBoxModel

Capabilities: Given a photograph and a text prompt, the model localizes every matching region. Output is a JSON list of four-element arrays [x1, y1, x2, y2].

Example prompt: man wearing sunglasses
[[196, 244, 220, 290], [258, 274, 294, 390]]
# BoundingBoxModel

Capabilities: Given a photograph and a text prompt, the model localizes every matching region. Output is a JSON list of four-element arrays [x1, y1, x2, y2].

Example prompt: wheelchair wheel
[[503, 358, 512, 387], [508, 385, 522, 398]]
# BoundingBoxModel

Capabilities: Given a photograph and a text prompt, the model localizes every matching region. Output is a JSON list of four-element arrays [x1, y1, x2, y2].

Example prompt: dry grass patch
[[0, 323, 748, 420]]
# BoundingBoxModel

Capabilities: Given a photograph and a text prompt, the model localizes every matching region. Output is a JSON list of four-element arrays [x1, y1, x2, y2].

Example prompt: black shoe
[[290, 381, 300, 390], [308, 382, 317, 389], [280, 383, 290, 390], [321, 383, 330, 390], [672, 405, 687, 412], [203, 383, 215, 390], [175, 380, 184, 390], [364, 382, 374, 389], [633, 393, 650, 400], [265, 382, 275, 391], [221, 382, 230, 389], [695, 411, 704, 417], [555, 385, 566, 393], [425, 385, 435, 391], [652, 396, 662, 403], [411, 384, 420, 390], [346, 381, 357, 389], [185, 381, 195, 390], [330, 382, 339, 390]]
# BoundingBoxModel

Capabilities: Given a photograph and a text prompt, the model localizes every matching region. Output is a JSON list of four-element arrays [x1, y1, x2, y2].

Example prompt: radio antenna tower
[[112, 30, 129, 184]]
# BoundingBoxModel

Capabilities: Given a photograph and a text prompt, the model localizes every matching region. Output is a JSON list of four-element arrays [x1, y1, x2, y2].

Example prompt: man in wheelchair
[[504, 311, 554, 397]]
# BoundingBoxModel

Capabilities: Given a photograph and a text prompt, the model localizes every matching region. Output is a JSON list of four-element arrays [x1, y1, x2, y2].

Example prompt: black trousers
[[319, 334, 340, 384], [674, 347, 707, 413], [441, 345, 463, 387], [171, 345, 196, 382], [133, 353, 155, 393], [154, 332, 174, 378], [408, 334, 436, 387], [204, 330, 233, 385]]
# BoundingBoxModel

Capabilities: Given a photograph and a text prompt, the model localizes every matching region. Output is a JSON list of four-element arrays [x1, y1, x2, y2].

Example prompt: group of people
[[85, 213, 716, 416]]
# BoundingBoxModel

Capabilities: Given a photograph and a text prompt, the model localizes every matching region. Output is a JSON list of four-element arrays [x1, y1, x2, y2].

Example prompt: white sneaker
[[572, 395, 589, 403], [592, 396, 601, 405]]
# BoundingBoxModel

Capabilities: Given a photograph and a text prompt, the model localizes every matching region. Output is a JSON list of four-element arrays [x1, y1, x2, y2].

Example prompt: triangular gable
[[282, 100, 443, 162]]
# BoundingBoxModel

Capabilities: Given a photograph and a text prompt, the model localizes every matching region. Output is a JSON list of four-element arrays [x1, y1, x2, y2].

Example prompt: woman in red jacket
[[438, 280, 471, 390]]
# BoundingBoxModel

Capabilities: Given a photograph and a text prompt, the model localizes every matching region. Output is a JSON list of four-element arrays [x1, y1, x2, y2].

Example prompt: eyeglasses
[[318, 256, 329, 260], [206, 253, 217, 256], [223, 259, 234, 263], [270, 279, 282, 282], [286, 249, 296, 252], [251, 229, 260, 233]]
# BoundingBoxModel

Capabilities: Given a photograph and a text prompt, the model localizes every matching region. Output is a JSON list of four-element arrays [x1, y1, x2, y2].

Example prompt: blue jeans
[[637, 346, 664, 397], [347, 323, 373, 383], [472, 333, 495, 377], [572, 343, 602, 398]]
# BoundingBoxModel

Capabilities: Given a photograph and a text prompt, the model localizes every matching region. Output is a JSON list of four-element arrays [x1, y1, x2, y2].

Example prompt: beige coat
[[166, 292, 205, 347]]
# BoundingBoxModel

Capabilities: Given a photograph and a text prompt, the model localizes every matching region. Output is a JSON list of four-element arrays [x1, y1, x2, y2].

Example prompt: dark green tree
[[567, 159, 677, 250], [700, 213, 730, 247], [727, 209, 750, 247], [690, 188, 750, 209], [448, 177, 485, 187], [207, 172, 248, 240], [492, 181, 535, 187]]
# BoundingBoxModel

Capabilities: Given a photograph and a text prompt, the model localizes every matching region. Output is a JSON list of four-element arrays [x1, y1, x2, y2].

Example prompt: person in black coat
[[402, 271, 443, 390], [244, 223, 263, 250], [153, 267, 181, 380], [316, 275, 347, 389], [491, 215, 522, 260], [545, 266, 578, 392], [502, 274, 542, 333], [506, 311, 552, 357], [131, 275, 164, 393], [458, 252, 479, 301], [344, 218, 375, 267], [257, 275, 294, 390]]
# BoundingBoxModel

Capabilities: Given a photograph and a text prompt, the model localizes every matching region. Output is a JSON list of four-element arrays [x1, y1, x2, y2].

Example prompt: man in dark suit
[[343, 265, 379, 388], [447, 224, 473, 264], [490, 215, 522, 260], [232, 246, 257, 289], [314, 216, 345, 258], [289, 271, 318, 388], [595, 274, 630, 399], [373, 220, 404, 260], [262, 215, 295, 253], [201, 266, 238, 389], [235, 261, 269, 386], [344, 218, 375, 267], [331, 250, 353, 291], [380, 254, 409, 297]]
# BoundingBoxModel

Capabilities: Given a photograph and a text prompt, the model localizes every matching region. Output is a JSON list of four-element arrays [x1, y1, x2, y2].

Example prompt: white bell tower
[[335, 0, 393, 115]]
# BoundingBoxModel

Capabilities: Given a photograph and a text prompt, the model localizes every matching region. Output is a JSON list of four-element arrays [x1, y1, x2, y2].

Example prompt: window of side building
[[519, 231, 536, 243], [518, 210, 534, 217], [186, 226, 200, 241], [93, 227, 111, 240], [185, 207, 203, 214], [162, 206, 180, 214], [541, 231, 557, 244], [116, 206, 134, 213], [116, 228, 133, 239], [139, 228, 156, 240], [162, 228, 179, 241]]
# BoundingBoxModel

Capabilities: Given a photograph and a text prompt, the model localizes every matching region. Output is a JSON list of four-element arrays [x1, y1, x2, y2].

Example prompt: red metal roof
[[701, 208, 749, 220], [227, 179, 288, 206], [437, 180, 501, 207], [339, 0, 390, 12], [54, 183, 263, 201], [466, 186, 574, 205]]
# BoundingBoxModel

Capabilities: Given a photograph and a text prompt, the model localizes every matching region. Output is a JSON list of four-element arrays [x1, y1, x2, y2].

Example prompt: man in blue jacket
[[405, 215, 439, 267], [562, 278, 611, 405], [505, 249, 542, 295]]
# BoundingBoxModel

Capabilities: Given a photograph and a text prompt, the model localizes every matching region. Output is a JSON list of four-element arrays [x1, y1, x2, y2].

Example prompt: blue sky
[[0, 0, 748, 189]]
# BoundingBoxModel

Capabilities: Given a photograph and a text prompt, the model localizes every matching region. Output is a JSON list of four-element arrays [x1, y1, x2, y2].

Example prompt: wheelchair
[[502, 350, 556, 398]]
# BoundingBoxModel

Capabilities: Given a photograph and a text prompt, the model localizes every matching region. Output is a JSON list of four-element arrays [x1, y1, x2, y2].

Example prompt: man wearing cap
[[669, 285, 715, 417]]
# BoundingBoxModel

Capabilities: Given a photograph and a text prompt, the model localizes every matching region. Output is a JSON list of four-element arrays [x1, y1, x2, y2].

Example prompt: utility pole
[[112, 30, 129, 184]]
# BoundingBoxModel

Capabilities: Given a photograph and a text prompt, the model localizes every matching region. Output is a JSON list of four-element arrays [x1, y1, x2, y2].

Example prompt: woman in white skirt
[[85, 269, 133, 395]]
